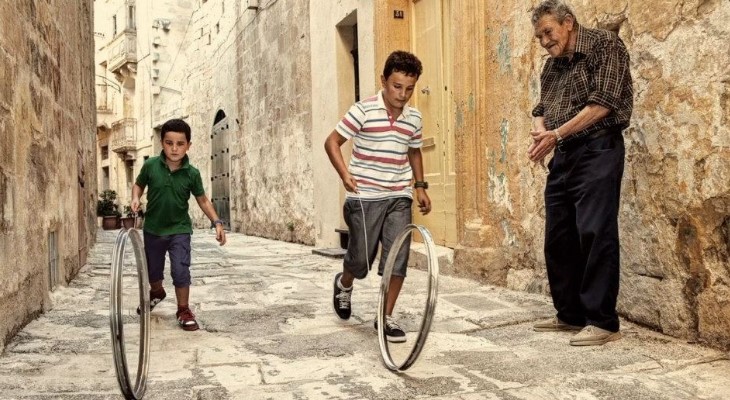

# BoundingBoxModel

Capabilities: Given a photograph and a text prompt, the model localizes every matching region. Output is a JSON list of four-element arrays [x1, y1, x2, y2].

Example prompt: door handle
[[420, 86, 431, 95]]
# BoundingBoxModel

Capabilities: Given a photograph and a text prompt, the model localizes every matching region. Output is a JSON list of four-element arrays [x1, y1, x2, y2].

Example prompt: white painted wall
[[310, 0, 376, 247]]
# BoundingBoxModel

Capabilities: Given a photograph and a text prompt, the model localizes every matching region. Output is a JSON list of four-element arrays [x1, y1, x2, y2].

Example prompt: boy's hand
[[342, 173, 359, 193], [416, 188, 431, 215], [215, 225, 227, 246], [131, 198, 141, 213]]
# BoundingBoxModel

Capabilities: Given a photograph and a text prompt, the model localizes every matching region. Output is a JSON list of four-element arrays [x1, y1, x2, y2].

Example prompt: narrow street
[[0, 230, 728, 400]]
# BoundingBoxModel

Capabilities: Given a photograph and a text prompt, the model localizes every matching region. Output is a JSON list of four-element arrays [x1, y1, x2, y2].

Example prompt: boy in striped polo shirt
[[324, 50, 431, 343]]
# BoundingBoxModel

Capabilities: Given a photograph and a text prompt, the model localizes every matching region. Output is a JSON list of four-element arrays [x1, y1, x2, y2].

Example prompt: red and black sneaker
[[137, 288, 166, 315], [176, 307, 199, 331]]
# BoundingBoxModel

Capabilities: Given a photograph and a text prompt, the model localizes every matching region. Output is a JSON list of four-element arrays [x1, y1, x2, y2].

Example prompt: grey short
[[343, 197, 412, 279], [143, 232, 192, 288]]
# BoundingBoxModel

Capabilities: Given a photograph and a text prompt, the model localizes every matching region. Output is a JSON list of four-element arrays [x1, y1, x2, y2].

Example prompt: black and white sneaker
[[332, 272, 352, 320], [137, 288, 166, 315], [374, 316, 407, 343]]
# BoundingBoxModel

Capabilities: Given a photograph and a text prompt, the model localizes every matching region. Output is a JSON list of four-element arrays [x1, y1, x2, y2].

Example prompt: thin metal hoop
[[110, 228, 151, 399], [377, 224, 439, 371]]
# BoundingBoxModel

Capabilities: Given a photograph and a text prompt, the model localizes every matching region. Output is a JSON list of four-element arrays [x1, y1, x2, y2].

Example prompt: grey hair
[[531, 0, 578, 25]]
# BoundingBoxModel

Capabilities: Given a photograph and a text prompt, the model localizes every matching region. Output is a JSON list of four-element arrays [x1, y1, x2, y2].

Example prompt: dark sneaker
[[137, 288, 167, 315], [374, 316, 407, 343], [332, 272, 352, 320], [176, 308, 200, 331]]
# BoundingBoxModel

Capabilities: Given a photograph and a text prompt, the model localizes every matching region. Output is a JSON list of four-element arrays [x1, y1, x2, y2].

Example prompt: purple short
[[143, 232, 192, 288]]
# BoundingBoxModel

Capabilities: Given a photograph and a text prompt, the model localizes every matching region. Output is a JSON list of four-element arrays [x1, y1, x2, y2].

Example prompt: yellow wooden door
[[410, 0, 456, 247]]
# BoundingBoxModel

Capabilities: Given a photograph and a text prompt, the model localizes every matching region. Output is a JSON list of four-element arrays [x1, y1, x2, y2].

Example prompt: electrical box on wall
[[247, 0, 259, 10]]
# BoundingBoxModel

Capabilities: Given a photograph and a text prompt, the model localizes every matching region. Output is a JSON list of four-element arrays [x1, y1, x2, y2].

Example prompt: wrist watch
[[414, 181, 428, 189], [213, 219, 224, 226]]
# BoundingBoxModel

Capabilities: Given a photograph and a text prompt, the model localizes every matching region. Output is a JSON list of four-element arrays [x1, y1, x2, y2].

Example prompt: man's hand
[[215, 225, 227, 246], [528, 129, 558, 163], [416, 188, 431, 215], [342, 173, 359, 193]]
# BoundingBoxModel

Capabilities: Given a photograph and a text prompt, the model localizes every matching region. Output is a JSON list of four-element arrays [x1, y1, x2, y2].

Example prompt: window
[[126, 161, 134, 199], [101, 145, 109, 160], [127, 5, 136, 30], [102, 167, 110, 191], [48, 231, 58, 291], [126, 161, 134, 185], [112, 15, 117, 36]]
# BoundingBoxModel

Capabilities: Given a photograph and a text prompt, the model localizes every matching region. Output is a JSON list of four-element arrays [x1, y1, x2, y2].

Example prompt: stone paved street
[[0, 230, 728, 399]]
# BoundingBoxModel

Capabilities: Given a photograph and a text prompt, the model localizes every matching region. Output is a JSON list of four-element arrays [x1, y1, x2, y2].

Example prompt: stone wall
[[310, 0, 377, 248], [452, 0, 729, 348], [0, 0, 97, 352], [233, 0, 315, 244], [176, 0, 242, 227]]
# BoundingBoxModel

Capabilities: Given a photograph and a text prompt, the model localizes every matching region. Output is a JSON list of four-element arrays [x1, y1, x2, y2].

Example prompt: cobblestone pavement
[[0, 229, 728, 399]]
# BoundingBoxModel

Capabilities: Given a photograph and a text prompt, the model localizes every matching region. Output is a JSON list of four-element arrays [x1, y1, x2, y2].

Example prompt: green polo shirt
[[136, 152, 205, 236]]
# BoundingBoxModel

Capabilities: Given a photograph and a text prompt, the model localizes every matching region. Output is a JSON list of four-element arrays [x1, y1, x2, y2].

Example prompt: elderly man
[[528, 0, 633, 346]]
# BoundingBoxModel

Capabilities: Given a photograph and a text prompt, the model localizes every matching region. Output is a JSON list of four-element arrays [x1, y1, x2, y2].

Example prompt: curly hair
[[383, 50, 423, 79], [531, 0, 577, 25]]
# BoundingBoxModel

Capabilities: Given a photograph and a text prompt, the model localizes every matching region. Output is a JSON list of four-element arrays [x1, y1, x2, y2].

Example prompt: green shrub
[[97, 190, 120, 217]]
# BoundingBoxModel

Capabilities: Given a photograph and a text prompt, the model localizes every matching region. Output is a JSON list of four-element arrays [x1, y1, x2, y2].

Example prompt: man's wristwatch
[[553, 128, 563, 144], [414, 181, 429, 189], [213, 219, 225, 227]]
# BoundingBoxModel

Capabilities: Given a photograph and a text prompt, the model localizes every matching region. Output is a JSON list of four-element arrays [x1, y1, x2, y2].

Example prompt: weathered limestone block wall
[[178, 0, 242, 227], [233, 0, 315, 244], [452, 0, 730, 348], [0, 1, 97, 352]]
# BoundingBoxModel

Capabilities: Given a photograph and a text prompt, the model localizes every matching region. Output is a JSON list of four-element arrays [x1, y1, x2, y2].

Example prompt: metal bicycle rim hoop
[[109, 228, 151, 399], [377, 224, 439, 371]]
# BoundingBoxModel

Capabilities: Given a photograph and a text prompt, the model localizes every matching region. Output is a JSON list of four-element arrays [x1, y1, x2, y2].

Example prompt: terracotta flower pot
[[102, 216, 120, 230], [120, 217, 135, 229]]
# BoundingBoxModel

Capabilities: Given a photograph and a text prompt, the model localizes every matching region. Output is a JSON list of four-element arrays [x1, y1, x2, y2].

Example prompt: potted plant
[[121, 205, 144, 229], [97, 189, 121, 230]]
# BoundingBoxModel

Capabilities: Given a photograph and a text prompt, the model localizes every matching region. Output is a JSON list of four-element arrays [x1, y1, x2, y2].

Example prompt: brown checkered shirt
[[532, 24, 633, 141]]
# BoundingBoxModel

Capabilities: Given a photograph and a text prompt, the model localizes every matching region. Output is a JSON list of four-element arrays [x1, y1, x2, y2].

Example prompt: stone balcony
[[106, 29, 137, 79], [110, 118, 136, 154]]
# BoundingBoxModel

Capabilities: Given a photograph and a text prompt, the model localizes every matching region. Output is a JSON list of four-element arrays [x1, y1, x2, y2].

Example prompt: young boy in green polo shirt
[[131, 118, 226, 331]]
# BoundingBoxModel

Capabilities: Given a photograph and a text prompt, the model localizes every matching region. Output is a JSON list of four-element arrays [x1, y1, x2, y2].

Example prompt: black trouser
[[544, 129, 625, 332]]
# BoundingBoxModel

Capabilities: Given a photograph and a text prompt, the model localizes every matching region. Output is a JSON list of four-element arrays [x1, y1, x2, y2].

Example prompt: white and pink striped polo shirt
[[336, 91, 423, 200]]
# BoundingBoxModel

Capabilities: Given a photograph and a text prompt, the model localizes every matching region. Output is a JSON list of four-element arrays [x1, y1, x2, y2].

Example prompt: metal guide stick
[[377, 224, 439, 371], [110, 227, 151, 399]]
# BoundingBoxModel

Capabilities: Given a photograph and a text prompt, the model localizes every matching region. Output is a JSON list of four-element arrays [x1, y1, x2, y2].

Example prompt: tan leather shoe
[[569, 325, 621, 346], [533, 317, 583, 332]]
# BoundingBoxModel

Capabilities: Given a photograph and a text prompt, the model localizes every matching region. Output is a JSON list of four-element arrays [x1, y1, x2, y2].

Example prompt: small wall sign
[[394, 10, 404, 19]]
